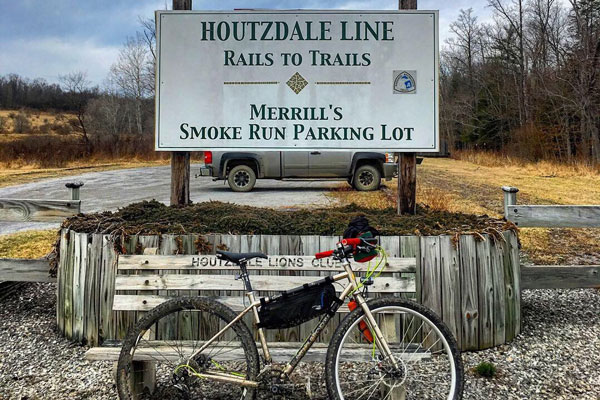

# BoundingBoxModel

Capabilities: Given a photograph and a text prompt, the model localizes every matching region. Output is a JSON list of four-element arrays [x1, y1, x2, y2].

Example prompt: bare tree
[[138, 17, 157, 95], [109, 34, 153, 135], [488, 0, 529, 125], [448, 9, 481, 87], [59, 71, 96, 153]]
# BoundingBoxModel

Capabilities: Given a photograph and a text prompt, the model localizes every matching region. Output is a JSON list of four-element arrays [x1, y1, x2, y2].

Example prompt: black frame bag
[[257, 277, 341, 329]]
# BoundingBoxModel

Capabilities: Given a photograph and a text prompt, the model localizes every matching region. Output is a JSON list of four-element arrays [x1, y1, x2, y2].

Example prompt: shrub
[[37, 123, 52, 134], [0, 116, 7, 133], [474, 361, 497, 378], [0, 134, 84, 168], [51, 121, 73, 135], [12, 112, 32, 133]]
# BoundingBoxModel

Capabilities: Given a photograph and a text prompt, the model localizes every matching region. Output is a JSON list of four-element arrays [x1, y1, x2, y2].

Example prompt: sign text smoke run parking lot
[[155, 10, 439, 151]]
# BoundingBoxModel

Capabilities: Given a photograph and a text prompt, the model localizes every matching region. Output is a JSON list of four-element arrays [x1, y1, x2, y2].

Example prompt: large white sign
[[155, 10, 439, 151]]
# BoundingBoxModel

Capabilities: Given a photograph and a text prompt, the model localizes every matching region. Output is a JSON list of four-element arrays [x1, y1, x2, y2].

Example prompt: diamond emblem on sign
[[286, 72, 308, 94]]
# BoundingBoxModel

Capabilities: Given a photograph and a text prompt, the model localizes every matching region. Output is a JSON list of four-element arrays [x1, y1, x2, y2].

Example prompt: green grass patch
[[474, 361, 497, 378]]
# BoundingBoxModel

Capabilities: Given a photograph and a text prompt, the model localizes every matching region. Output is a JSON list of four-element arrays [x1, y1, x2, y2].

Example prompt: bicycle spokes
[[333, 305, 458, 400]]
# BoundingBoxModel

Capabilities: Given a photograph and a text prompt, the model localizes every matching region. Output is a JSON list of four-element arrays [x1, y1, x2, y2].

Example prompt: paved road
[[0, 164, 339, 234]]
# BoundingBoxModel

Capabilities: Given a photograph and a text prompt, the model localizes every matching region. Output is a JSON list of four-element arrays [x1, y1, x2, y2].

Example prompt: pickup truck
[[198, 151, 397, 192]]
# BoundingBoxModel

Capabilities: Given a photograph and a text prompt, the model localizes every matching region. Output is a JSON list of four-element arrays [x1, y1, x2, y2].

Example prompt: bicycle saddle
[[216, 250, 268, 264]]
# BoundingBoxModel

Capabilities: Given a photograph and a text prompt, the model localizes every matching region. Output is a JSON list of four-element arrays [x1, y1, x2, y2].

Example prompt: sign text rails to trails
[[155, 11, 439, 151]]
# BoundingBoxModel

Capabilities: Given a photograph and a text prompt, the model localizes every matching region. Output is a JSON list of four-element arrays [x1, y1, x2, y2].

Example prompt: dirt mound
[[62, 200, 508, 237]]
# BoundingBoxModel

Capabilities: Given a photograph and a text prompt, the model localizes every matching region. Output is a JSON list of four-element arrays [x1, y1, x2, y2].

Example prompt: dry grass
[[0, 109, 69, 130], [329, 184, 393, 209], [454, 149, 600, 178], [328, 156, 600, 265], [0, 229, 56, 258]]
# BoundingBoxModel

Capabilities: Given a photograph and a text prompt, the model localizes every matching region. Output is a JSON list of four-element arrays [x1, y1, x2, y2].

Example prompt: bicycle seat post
[[237, 260, 254, 293]]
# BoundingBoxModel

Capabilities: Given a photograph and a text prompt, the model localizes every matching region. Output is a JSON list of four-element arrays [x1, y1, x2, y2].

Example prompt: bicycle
[[116, 237, 464, 399]]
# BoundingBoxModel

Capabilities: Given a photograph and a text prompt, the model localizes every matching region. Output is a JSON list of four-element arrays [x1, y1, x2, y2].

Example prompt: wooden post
[[397, 1, 417, 216], [66, 182, 84, 201], [170, 0, 192, 206], [502, 186, 519, 219], [399, 0, 417, 8], [397, 153, 417, 214]]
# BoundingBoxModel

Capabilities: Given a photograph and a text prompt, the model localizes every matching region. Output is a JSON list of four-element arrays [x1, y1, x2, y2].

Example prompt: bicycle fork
[[340, 257, 401, 371]]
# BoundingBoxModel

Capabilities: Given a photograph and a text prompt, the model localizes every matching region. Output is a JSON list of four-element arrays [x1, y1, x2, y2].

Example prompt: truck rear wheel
[[353, 164, 381, 191], [228, 165, 256, 192]]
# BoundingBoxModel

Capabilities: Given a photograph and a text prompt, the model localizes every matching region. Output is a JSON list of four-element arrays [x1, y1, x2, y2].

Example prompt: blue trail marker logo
[[393, 70, 416, 94]]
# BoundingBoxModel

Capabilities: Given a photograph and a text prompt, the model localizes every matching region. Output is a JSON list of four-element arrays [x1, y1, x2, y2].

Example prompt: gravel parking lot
[[0, 284, 598, 399], [0, 165, 339, 234]]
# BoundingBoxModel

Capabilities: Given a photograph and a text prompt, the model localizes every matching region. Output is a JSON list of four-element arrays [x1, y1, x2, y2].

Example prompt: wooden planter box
[[56, 230, 520, 351]]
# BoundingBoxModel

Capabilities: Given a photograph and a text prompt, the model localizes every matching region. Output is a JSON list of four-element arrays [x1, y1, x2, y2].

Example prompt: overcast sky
[[0, 1, 493, 86]]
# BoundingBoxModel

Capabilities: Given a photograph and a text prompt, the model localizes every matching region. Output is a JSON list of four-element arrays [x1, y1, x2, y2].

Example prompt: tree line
[[442, 0, 600, 164]]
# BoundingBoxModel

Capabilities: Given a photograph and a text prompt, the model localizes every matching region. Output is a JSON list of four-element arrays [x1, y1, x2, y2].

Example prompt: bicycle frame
[[187, 246, 399, 388]]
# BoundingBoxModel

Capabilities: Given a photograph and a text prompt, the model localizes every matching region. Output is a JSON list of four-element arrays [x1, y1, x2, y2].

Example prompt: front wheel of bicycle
[[116, 297, 260, 400], [326, 297, 464, 400]]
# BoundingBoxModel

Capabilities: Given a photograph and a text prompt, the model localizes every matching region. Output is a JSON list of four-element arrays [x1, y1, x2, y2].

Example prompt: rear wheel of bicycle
[[326, 297, 463, 400], [116, 297, 260, 400]]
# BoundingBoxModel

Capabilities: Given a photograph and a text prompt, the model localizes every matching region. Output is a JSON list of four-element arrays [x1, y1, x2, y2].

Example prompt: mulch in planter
[[61, 200, 510, 237]]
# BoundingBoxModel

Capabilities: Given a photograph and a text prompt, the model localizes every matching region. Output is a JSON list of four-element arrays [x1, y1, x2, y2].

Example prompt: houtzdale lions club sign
[[155, 10, 439, 151]]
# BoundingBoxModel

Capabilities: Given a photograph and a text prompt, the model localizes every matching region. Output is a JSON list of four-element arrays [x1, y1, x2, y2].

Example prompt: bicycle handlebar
[[315, 250, 334, 259], [314, 238, 377, 259], [341, 238, 361, 246]]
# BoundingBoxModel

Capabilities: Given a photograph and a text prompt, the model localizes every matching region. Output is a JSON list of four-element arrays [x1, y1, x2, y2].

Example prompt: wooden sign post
[[397, 0, 418, 215], [170, 0, 192, 206]]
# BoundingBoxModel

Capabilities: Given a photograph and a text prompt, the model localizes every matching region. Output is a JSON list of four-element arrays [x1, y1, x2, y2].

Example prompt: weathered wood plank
[[0, 198, 80, 222], [401, 236, 421, 302], [85, 342, 430, 363], [420, 236, 441, 350], [420, 236, 441, 315], [490, 240, 506, 347], [63, 232, 75, 340], [113, 294, 374, 313], [507, 231, 521, 336], [117, 255, 416, 273], [72, 232, 87, 342], [507, 205, 600, 228], [99, 235, 117, 343], [56, 229, 69, 334], [439, 236, 461, 349], [380, 236, 401, 258], [459, 235, 479, 351], [138, 237, 160, 342], [476, 236, 494, 350], [502, 231, 518, 342], [157, 235, 177, 341], [280, 235, 302, 256], [177, 236, 195, 341], [0, 258, 53, 282], [521, 265, 600, 289], [84, 234, 102, 346]]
